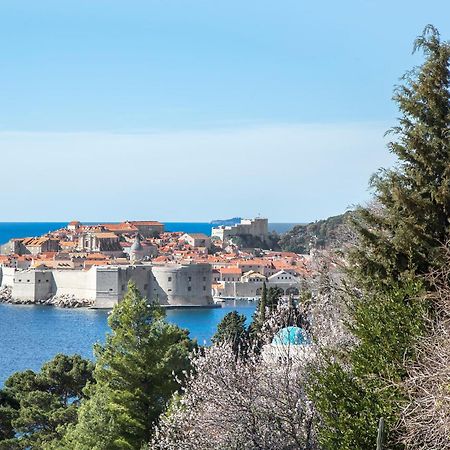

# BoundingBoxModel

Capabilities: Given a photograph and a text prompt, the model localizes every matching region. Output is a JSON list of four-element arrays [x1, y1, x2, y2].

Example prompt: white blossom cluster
[[150, 343, 317, 450], [399, 249, 450, 450], [150, 261, 352, 450]]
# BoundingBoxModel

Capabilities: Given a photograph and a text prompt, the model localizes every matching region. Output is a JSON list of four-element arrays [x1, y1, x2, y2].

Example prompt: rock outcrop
[[0, 287, 93, 308]]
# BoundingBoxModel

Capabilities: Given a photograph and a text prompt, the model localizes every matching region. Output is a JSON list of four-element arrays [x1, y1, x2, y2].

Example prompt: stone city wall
[[217, 280, 301, 298], [0, 263, 213, 308]]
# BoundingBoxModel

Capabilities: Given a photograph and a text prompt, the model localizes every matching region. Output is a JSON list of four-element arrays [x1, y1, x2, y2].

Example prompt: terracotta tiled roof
[[128, 221, 163, 226], [103, 223, 139, 232], [153, 256, 170, 263], [22, 237, 53, 246], [84, 260, 110, 268], [93, 232, 119, 239], [219, 267, 242, 274], [60, 241, 77, 247], [86, 253, 108, 260]]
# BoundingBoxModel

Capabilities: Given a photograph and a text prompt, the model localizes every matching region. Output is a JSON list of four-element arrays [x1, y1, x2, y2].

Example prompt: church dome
[[130, 235, 143, 252], [271, 326, 310, 346]]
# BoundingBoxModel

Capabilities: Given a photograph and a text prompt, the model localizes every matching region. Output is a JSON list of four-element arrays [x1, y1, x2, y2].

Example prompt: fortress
[[0, 217, 310, 309], [211, 217, 268, 242], [0, 263, 213, 309]]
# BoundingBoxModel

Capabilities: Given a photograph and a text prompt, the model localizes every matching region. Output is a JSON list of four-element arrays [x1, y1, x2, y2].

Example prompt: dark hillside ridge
[[278, 211, 352, 253]]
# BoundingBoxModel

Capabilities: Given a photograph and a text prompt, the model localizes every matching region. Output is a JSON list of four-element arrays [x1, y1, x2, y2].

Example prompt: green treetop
[[62, 282, 194, 450], [212, 310, 248, 357], [350, 25, 450, 287], [266, 286, 283, 311], [311, 26, 450, 450], [247, 282, 267, 346], [0, 354, 94, 450]]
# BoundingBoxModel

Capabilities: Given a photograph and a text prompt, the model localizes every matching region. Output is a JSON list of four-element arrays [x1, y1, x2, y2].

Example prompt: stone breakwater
[[0, 287, 93, 308]]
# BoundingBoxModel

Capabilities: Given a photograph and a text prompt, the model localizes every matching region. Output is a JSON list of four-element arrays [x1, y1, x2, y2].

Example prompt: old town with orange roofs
[[0, 218, 312, 309]]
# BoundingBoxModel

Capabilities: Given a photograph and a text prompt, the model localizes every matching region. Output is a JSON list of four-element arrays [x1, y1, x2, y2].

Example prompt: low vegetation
[[278, 211, 353, 254]]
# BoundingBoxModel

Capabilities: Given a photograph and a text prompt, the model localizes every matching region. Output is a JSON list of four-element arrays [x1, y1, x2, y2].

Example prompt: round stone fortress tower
[[152, 263, 213, 307]]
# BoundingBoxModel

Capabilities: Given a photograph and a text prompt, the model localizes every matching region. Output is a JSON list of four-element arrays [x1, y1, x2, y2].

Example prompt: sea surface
[[0, 221, 297, 385], [0, 301, 256, 386]]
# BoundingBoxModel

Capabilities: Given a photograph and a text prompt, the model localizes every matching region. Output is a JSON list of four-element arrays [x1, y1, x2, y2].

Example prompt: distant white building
[[213, 268, 302, 298], [67, 221, 81, 231], [180, 233, 211, 248], [211, 218, 268, 243]]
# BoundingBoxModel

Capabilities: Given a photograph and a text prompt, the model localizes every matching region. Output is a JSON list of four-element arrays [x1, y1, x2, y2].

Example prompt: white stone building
[[211, 218, 268, 243], [180, 233, 211, 248], [213, 268, 302, 299]]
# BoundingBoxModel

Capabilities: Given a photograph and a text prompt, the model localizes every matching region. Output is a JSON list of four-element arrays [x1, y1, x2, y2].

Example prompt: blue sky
[[0, 1, 449, 222]]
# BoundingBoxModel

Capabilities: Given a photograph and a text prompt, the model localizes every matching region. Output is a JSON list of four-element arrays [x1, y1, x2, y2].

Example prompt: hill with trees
[[278, 211, 353, 253]]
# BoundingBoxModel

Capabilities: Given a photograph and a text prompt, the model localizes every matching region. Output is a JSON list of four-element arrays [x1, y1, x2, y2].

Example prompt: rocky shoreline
[[0, 287, 94, 308]]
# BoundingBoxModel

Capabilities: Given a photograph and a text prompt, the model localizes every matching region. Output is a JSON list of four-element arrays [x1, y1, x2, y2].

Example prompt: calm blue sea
[[0, 302, 256, 386], [0, 221, 299, 385]]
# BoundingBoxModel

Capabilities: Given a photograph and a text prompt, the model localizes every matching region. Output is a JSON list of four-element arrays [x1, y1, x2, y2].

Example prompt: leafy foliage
[[212, 311, 248, 357], [0, 389, 18, 445], [267, 286, 284, 311], [311, 280, 426, 450], [61, 282, 194, 450], [278, 212, 352, 254], [311, 26, 450, 450], [0, 354, 94, 449], [349, 26, 450, 288]]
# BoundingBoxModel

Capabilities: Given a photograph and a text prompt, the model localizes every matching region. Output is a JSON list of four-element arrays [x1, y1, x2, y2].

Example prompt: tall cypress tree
[[350, 25, 450, 287], [247, 282, 267, 350], [312, 26, 450, 450], [259, 281, 267, 324]]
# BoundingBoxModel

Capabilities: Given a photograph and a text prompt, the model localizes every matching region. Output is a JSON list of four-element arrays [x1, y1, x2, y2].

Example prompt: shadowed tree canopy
[[212, 310, 248, 357], [0, 354, 94, 450]]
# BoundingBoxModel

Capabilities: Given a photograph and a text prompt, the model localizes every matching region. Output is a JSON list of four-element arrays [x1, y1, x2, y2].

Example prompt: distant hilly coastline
[[210, 217, 242, 226]]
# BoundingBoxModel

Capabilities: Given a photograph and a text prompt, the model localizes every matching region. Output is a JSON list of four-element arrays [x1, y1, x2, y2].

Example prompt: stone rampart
[[0, 263, 213, 309]]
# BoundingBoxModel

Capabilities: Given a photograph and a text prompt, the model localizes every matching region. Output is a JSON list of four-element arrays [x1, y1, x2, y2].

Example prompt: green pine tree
[[212, 310, 248, 357], [62, 282, 194, 450], [349, 25, 450, 288], [311, 26, 450, 450], [0, 390, 17, 447], [0, 354, 94, 450], [259, 281, 267, 324], [248, 282, 267, 343], [266, 286, 283, 311]]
